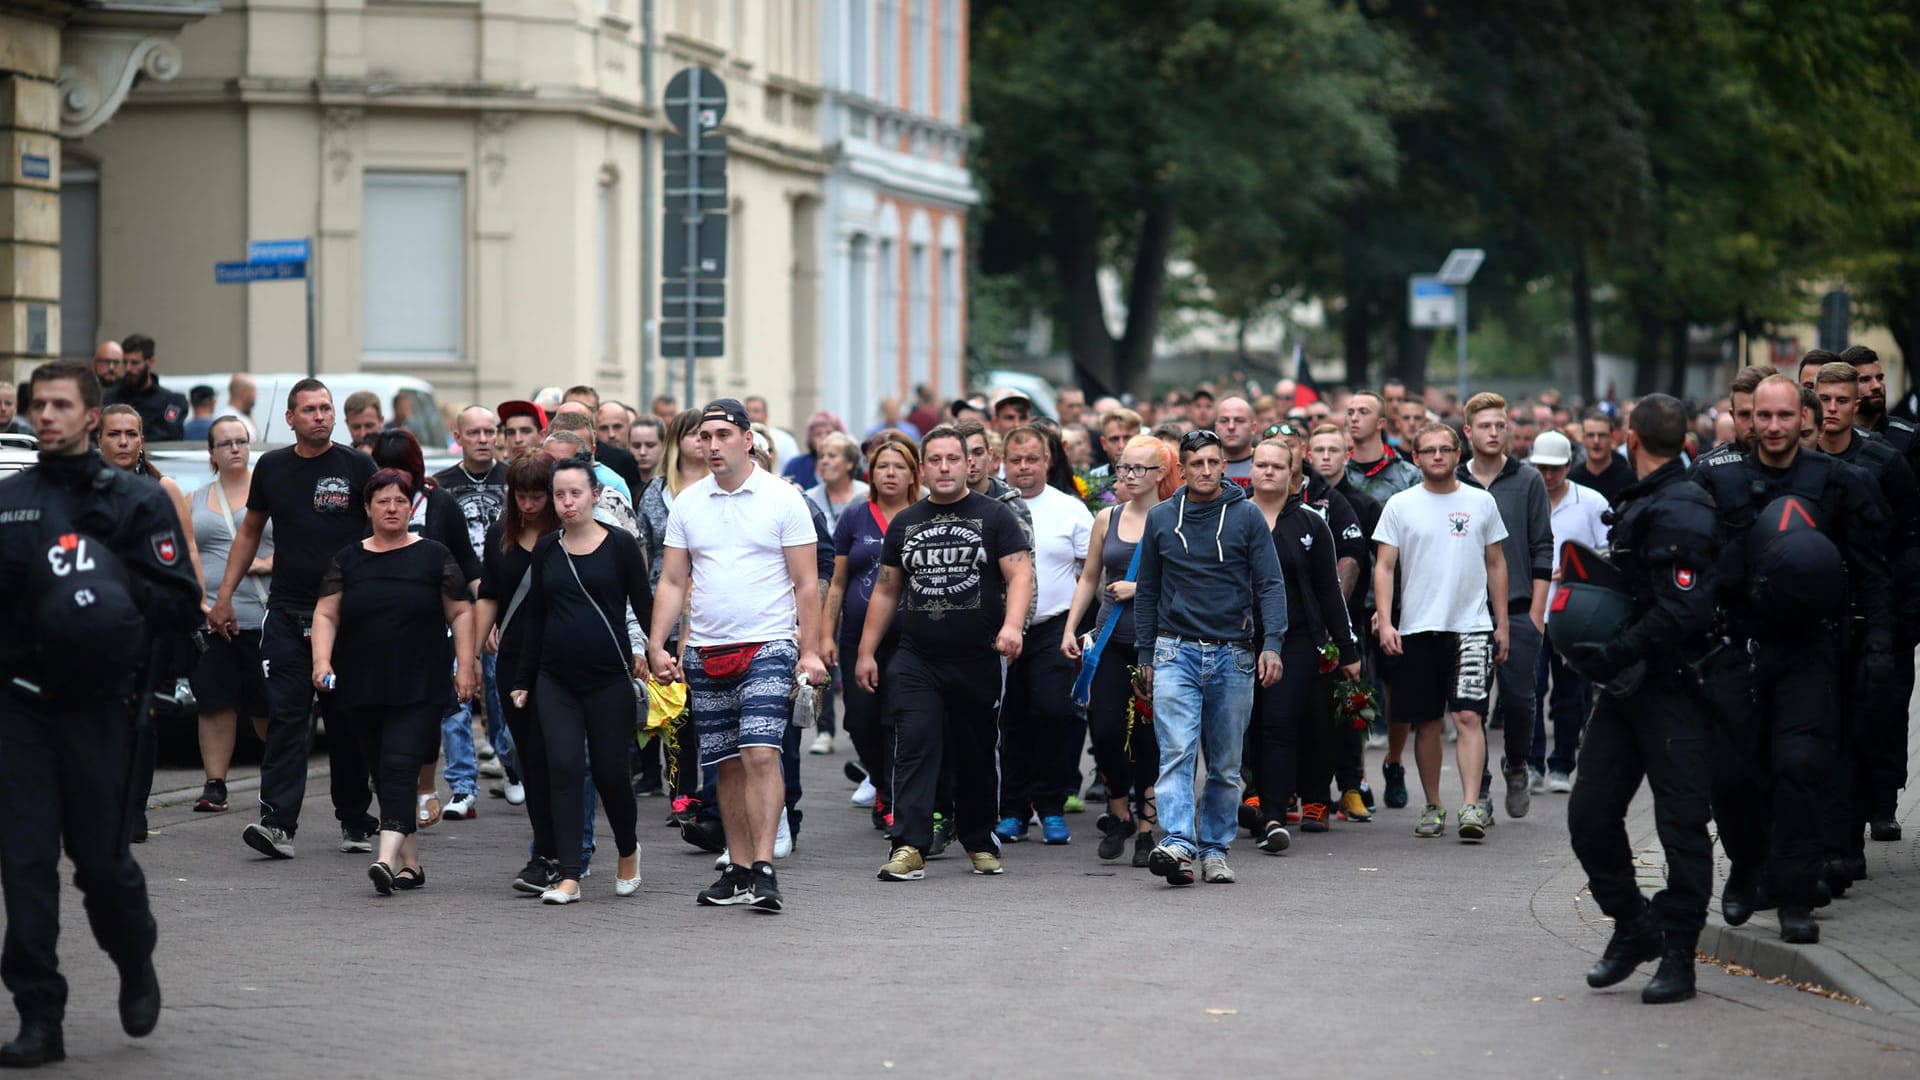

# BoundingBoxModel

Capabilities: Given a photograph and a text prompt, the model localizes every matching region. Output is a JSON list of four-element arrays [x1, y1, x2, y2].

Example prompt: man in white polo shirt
[[994, 425, 1093, 845], [650, 399, 828, 913]]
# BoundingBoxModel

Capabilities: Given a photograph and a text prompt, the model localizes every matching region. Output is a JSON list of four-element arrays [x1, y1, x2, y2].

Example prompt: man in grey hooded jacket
[[1134, 429, 1287, 887]]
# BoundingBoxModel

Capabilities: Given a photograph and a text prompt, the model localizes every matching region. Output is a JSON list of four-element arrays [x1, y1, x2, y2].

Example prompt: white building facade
[[818, 0, 976, 432]]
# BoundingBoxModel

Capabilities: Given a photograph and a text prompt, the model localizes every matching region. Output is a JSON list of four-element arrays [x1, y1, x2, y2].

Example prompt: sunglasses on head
[[1261, 423, 1302, 441], [1179, 429, 1222, 452]]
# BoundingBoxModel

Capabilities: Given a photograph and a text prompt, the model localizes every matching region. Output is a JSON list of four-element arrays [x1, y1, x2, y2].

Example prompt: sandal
[[417, 793, 442, 829], [394, 866, 425, 891], [368, 861, 396, 896]]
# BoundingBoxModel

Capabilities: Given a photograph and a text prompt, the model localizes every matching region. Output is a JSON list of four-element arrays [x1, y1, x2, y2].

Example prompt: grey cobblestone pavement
[[24, 735, 1920, 1078]]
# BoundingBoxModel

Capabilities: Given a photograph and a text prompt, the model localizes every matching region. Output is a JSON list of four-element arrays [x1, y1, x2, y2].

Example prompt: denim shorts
[[685, 638, 797, 767]]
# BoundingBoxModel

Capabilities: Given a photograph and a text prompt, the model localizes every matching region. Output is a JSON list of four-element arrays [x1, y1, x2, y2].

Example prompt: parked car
[[0, 432, 35, 478], [162, 372, 453, 450]]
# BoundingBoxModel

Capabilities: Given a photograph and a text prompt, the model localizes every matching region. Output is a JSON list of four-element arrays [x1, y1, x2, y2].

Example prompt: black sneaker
[[1131, 830, 1154, 868], [681, 816, 727, 853], [843, 760, 869, 784], [339, 826, 373, 854], [696, 863, 755, 907], [194, 779, 229, 813], [132, 815, 149, 844], [1096, 813, 1135, 861], [927, 812, 956, 857], [748, 862, 784, 913], [512, 858, 559, 895], [1383, 762, 1409, 809]]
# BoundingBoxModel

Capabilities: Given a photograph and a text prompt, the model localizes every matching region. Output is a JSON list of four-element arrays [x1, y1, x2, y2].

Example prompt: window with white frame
[[939, 0, 958, 121], [939, 247, 958, 386], [910, 0, 929, 114], [879, 0, 898, 104], [877, 237, 898, 382], [849, 0, 868, 94], [908, 242, 929, 386], [363, 172, 464, 360]]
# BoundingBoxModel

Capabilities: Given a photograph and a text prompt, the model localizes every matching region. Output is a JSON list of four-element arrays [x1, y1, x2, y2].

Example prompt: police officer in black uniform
[[1692, 373, 1895, 945], [1810, 360, 1920, 877], [0, 361, 202, 1067], [1561, 395, 1719, 1005], [1838, 345, 1920, 842]]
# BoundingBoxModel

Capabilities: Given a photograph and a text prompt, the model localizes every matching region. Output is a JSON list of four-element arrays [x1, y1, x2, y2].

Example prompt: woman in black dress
[[311, 468, 479, 895], [509, 457, 653, 904], [472, 455, 568, 895], [369, 429, 484, 825]]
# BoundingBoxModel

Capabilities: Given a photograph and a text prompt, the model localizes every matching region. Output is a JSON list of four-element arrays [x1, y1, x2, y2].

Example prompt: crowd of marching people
[[37, 339, 1916, 1007]]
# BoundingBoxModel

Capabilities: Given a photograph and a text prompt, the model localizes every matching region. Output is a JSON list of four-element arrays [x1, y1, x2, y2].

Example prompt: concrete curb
[[148, 766, 329, 809], [1698, 920, 1920, 1017]]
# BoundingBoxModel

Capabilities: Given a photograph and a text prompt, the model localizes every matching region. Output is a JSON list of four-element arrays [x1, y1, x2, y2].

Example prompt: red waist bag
[[697, 642, 764, 681]]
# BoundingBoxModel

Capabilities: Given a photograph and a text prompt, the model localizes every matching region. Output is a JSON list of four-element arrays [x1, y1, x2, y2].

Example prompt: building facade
[[818, 0, 974, 433]]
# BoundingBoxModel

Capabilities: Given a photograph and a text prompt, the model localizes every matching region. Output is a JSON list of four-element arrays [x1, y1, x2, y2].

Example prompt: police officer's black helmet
[[1547, 541, 1633, 678], [1745, 495, 1845, 623], [26, 529, 149, 695]]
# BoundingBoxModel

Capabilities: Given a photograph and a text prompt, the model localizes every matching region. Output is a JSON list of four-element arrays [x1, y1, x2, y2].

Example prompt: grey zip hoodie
[[1134, 480, 1288, 654]]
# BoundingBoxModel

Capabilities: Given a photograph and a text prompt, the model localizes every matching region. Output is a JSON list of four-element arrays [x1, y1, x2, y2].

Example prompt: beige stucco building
[[61, 1, 833, 427]]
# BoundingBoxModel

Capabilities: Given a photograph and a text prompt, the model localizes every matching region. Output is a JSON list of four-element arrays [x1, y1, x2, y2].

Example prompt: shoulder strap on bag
[[561, 539, 632, 673], [1071, 531, 1145, 708], [498, 562, 534, 635], [211, 480, 271, 608]]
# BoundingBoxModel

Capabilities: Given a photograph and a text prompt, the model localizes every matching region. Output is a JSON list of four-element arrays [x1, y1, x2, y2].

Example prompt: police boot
[[1641, 935, 1698, 1005], [1824, 857, 1853, 899], [1721, 868, 1759, 927], [118, 958, 161, 1038], [1870, 790, 1901, 842], [1587, 916, 1662, 989], [1779, 906, 1820, 945], [0, 1020, 64, 1068]]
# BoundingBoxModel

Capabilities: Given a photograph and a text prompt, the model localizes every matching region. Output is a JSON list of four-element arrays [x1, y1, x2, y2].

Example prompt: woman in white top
[[188, 416, 274, 813], [804, 432, 868, 525]]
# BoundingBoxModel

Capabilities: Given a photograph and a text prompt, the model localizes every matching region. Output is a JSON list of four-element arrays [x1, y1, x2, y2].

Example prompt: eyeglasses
[[211, 439, 251, 451], [1115, 463, 1163, 477], [1178, 430, 1222, 452], [1415, 445, 1457, 457]]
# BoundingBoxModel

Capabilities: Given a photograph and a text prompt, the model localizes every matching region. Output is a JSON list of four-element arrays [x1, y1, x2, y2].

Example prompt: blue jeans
[[1150, 637, 1257, 858], [1530, 645, 1589, 775], [442, 662, 478, 797], [480, 653, 517, 780]]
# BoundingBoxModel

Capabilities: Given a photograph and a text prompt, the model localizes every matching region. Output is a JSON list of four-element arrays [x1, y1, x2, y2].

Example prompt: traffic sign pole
[[1455, 285, 1469, 405]]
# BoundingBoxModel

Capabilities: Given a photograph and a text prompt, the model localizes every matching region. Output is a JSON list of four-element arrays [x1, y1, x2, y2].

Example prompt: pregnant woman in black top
[[1246, 438, 1361, 851], [473, 455, 572, 896], [510, 458, 653, 904], [311, 468, 478, 895]]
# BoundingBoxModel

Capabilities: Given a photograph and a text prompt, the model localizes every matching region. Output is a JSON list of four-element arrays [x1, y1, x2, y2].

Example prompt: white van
[[158, 373, 452, 449]]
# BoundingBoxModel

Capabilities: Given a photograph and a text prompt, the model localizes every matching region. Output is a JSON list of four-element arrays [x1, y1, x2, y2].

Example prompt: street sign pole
[[683, 67, 703, 407], [306, 247, 317, 379], [1455, 285, 1469, 404]]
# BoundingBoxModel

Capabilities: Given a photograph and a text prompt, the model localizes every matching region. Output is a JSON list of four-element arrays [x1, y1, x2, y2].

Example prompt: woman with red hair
[[1061, 434, 1175, 867]]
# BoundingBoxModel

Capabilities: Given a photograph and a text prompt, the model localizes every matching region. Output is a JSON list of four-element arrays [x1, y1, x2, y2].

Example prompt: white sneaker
[[714, 848, 730, 872], [478, 758, 506, 779], [1548, 770, 1573, 793], [808, 732, 834, 755], [443, 793, 478, 820], [1528, 766, 1548, 795], [504, 781, 526, 806], [774, 808, 793, 859], [1366, 731, 1388, 750], [851, 777, 877, 807]]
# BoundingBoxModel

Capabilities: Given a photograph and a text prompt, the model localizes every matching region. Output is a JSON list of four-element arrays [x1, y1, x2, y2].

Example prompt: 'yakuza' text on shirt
[[881, 491, 1030, 658]]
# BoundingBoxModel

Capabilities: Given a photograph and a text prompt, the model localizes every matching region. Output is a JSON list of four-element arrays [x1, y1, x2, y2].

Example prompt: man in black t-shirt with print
[[208, 378, 378, 860], [857, 425, 1033, 882]]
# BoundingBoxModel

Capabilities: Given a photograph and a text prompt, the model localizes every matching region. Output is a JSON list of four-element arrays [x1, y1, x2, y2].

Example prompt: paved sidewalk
[[1591, 692, 1920, 1017]]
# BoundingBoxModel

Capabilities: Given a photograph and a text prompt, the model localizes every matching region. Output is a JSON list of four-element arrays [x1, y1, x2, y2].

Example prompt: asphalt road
[[32, 745, 1920, 1078]]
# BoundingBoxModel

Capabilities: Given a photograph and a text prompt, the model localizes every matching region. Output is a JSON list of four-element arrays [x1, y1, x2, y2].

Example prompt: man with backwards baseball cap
[[649, 399, 828, 913]]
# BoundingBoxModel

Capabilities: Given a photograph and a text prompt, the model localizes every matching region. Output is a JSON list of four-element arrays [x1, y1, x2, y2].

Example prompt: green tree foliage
[[970, 0, 1422, 398]]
